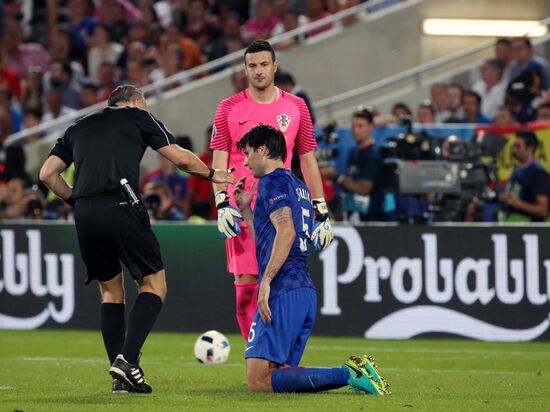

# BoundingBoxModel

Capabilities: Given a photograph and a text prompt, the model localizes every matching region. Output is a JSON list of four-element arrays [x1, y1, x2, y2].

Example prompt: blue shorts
[[245, 287, 316, 367]]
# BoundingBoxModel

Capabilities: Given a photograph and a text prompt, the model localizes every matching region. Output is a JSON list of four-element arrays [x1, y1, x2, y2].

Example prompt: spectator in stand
[[41, 88, 75, 137], [472, 59, 506, 119], [96, 61, 118, 101], [275, 70, 315, 125], [339, 0, 368, 27], [79, 81, 99, 107], [536, 102, 550, 121], [272, 8, 307, 50], [43, 59, 81, 109], [99, 0, 131, 44], [0, 107, 12, 144], [95, 0, 142, 25], [443, 83, 464, 122], [149, 44, 190, 89], [123, 58, 151, 88], [163, 23, 204, 70], [87, 23, 124, 81], [66, 0, 97, 63], [430, 83, 449, 122], [22, 107, 44, 143], [187, 125, 215, 220], [509, 37, 550, 91], [0, 85, 23, 132], [493, 105, 518, 125], [320, 108, 385, 222], [2, 15, 50, 79], [117, 40, 147, 76], [242, 0, 280, 42], [495, 38, 513, 83], [48, 26, 85, 84], [184, 0, 221, 54], [231, 68, 247, 92], [416, 100, 436, 124], [459, 91, 491, 124], [207, 12, 248, 63], [305, 0, 333, 38], [20, 65, 43, 111], [0, 49, 21, 98], [392, 102, 412, 118], [505, 68, 542, 123]]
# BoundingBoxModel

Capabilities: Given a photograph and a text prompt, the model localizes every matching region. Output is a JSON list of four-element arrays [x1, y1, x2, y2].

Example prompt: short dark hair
[[244, 40, 276, 63], [464, 90, 482, 106], [391, 102, 412, 116], [274, 71, 295, 86], [237, 124, 287, 162], [513, 37, 532, 49], [352, 108, 374, 124], [485, 58, 504, 76], [516, 129, 539, 149], [496, 38, 511, 47], [108, 84, 145, 106]]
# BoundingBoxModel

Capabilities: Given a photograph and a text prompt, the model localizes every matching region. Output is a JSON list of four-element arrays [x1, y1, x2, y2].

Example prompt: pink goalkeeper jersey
[[210, 87, 317, 208]]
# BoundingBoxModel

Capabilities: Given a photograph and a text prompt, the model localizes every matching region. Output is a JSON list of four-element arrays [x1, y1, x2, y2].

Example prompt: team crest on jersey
[[276, 114, 291, 132], [211, 125, 217, 140]]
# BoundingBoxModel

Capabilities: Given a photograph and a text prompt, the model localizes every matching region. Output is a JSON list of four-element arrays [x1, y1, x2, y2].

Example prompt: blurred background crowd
[[0, 0, 549, 223]]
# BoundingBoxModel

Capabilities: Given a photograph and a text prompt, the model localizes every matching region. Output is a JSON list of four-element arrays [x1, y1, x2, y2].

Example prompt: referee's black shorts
[[73, 191, 164, 284]]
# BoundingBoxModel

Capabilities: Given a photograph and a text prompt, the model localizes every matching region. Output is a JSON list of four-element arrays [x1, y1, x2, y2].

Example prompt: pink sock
[[234, 282, 258, 341]]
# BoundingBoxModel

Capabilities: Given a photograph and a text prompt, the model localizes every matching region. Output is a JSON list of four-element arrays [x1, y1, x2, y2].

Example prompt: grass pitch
[[0, 330, 548, 412]]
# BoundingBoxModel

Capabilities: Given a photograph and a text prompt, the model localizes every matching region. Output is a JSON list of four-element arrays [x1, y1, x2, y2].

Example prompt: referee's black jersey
[[49, 106, 175, 198]]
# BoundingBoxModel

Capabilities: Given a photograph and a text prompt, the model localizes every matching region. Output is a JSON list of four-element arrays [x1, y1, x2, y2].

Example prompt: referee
[[39, 84, 235, 394]]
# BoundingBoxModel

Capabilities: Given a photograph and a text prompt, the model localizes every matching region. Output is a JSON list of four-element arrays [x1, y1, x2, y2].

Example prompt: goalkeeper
[[210, 40, 334, 341]]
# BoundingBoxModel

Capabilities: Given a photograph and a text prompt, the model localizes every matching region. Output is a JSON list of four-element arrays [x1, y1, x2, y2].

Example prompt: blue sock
[[271, 367, 349, 393]]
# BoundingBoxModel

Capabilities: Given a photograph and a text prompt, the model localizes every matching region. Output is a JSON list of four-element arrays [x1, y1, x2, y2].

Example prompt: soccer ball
[[194, 330, 230, 364]]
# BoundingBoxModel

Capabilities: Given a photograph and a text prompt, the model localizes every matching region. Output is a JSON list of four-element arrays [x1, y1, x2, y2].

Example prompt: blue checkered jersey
[[254, 168, 315, 298]]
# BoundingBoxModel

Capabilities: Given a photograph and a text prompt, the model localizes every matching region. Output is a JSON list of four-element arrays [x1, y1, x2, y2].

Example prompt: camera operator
[[502, 130, 550, 222], [142, 181, 185, 222], [320, 108, 385, 222]]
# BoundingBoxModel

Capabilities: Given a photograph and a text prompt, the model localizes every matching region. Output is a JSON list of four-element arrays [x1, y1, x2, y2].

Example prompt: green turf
[[0, 330, 548, 411]]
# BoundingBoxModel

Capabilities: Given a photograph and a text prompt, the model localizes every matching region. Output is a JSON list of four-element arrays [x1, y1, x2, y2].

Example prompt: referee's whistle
[[120, 178, 140, 207]]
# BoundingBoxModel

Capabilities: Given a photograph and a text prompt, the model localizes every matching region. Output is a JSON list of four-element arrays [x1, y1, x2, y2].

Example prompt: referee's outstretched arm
[[157, 144, 235, 184]]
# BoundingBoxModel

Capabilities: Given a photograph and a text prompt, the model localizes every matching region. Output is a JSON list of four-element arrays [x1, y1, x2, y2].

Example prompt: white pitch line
[[0, 386, 16, 390], [16, 357, 243, 367], [384, 367, 541, 376], [306, 344, 550, 358]]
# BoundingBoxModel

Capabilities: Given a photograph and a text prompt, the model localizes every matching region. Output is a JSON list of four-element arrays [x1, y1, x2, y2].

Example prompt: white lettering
[[390, 257, 422, 304], [523, 235, 548, 305], [423, 234, 453, 303], [0, 229, 75, 329], [493, 235, 524, 304], [455, 258, 494, 305]]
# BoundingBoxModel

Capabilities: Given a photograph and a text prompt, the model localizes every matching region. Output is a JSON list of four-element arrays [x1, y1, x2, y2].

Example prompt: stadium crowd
[[0, 0, 549, 223]]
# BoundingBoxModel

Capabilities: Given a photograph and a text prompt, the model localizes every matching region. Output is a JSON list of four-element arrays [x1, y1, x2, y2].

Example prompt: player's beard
[[251, 77, 273, 92]]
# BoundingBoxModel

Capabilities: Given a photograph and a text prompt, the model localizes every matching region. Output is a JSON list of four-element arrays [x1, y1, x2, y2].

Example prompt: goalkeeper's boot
[[112, 378, 130, 394], [343, 355, 390, 395], [109, 354, 152, 394]]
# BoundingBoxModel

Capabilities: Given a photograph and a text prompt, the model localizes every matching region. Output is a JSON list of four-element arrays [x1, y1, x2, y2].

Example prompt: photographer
[[141, 181, 185, 222], [320, 109, 385, 222], [502, 130, 550, 222]]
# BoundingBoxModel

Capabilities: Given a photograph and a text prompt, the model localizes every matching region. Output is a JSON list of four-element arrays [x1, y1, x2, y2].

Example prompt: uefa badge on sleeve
[[211, 125, 217, 141], [277, 114, 291, 132]]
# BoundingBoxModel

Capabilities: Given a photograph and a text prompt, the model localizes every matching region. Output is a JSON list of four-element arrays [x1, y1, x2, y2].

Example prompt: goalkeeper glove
[[311, 198, 334, 251], [215, 190, 243, 239]]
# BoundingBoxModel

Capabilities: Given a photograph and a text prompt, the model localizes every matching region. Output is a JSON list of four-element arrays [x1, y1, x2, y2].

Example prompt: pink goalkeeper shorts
[[225, 225, 258, 276]]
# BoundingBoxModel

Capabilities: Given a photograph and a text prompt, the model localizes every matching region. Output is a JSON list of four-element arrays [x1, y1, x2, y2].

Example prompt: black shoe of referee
[[109, 354, 153, 394], [112, 378, 130, 394]]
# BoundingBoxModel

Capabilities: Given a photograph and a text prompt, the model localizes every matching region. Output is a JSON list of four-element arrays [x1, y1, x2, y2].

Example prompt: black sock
[[100, 303, 126, 365], [121, 292, 163, 364]]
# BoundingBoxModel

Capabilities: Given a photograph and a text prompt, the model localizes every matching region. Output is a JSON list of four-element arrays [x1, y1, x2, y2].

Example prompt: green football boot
[[343, 354, 390, 395]]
